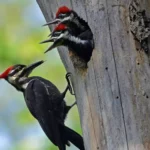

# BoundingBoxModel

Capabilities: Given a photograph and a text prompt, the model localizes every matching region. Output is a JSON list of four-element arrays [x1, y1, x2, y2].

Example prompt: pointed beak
[[47, 29, 55, 37], [40, 37, 55, 44], [44, 39, 63, 53], [20, 60, 44, 77], [43, 19, 60, 26], [48, 33, 52, 37]]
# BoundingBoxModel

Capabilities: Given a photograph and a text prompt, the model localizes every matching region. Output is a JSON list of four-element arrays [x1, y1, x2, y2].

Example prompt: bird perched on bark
[[43, 6, 94, 70], [0, 60, 84, 150]]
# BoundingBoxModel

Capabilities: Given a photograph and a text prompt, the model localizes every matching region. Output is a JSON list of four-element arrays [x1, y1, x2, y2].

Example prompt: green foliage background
[[0, 1, 81, 150]]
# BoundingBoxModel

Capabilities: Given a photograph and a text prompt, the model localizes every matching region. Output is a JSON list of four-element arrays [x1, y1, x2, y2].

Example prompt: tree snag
[[37, 0, 150, 150]]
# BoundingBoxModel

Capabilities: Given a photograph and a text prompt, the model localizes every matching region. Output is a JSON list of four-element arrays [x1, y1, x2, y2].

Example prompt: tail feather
[[58, 143, 66, 150], [60, 125, 85, 150]]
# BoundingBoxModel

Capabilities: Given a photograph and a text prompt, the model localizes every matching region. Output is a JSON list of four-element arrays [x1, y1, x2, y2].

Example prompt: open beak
[[44, 39, 63, 53], [47, 29, 55, 37], [40, 37, 56, 44], [48, 33, 52, 37], [40, 30, 58, 44], [43, 19, 60, 26], [20, 60, 44, 77]]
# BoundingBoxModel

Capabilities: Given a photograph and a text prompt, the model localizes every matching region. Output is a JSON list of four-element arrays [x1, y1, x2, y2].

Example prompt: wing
[[24, 79, 65, 149], [23, 81, 37, 118]]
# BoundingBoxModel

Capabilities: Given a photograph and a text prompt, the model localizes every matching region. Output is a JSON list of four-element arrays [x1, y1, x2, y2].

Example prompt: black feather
[[23, 76, 84, 150]]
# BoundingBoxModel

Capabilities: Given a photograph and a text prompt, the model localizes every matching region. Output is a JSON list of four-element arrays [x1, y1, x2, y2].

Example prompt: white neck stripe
[[69, 36, 86, 44]]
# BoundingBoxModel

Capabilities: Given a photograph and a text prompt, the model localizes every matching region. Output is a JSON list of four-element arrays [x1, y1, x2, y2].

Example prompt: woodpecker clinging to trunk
[[43, 6, 91, 36], [41, 24, 94, 69], [0, 60, 84, 150]]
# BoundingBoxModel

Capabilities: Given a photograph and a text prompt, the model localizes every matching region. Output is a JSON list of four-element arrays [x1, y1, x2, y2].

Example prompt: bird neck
[[63, 34, 87, 57], [8, 77, 28, 92], [69, 11, 90, 34], [64, 34, 86, 48]]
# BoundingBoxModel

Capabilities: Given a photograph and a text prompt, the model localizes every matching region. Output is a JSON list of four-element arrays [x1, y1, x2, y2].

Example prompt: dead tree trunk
[[37, 0, 150, 150]]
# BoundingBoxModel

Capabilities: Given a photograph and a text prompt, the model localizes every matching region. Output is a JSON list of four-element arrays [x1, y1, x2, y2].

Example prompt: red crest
[[0, 66, 14, 78], [54, 24, 67, 31], [56, 6, 71, 18]]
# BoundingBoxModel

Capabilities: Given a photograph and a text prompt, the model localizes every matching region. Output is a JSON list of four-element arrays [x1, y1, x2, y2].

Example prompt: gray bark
[[37, 0, 150, 150]]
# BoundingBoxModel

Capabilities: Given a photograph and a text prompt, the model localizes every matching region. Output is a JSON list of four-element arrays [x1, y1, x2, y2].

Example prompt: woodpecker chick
[[0, 61, 84, 150], [41, 24, 94, 69], [44, 6, 91, 36], [43, 6, 94, 70]]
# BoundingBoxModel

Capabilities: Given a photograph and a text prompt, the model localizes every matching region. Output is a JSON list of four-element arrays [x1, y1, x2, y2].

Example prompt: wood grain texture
[[37, 0, 150, 149]]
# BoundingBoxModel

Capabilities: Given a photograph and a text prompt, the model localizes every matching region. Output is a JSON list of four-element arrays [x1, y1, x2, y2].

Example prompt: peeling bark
[[129, 0, 150, 54]]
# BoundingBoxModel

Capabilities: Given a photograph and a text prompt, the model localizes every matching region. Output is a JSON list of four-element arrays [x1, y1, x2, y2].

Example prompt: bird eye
[[8, 65, 24, 77], [15, 66, 24, 73], [17, 66, 21, 71], [53, 32, 61, 36], [58, 13, 66, 19], [9, 69, 15, 74]]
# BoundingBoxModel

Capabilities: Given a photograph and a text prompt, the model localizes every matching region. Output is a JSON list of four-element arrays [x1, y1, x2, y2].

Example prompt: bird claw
[[66, 72, 72, 78], [65, 72, 75, 95]]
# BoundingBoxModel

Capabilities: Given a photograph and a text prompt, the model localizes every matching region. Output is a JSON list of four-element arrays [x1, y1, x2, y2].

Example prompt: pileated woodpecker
[[0, 60, 84, 150], [43, 6, 91, 36], [41, 24, 94, 69], [42, 6, 94, 69]]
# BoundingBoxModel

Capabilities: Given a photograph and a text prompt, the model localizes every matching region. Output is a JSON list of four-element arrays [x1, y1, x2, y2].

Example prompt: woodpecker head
[[41, 24, 70, 53], [0, 60, 44, 90], [44, 6, 74, 26]]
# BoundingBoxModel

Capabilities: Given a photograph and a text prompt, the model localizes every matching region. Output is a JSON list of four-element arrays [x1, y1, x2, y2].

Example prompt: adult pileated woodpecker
[[43, 6, 91, 36], [0, 60, 84, 150], [41, 24, 94, 69]]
